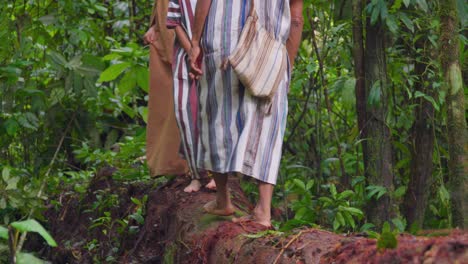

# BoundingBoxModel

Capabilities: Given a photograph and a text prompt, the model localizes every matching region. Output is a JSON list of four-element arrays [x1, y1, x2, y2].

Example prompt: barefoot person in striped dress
[[167, 0, 216, 192], [189, 0, 304, 227]]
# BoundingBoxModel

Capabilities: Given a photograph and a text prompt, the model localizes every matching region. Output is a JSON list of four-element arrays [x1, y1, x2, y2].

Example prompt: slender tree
[[403, 35, 436, 230], [363, 16, 396, 227], [439, 0, 466, 228], [352, 0, 367, 173]]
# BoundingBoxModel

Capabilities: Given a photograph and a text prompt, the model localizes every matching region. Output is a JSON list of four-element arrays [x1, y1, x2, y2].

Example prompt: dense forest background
[[0, 0, 466, 262]]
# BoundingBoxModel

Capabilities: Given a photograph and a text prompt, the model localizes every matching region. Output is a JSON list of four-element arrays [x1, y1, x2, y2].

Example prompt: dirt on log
[[31, 172, 467, 263]]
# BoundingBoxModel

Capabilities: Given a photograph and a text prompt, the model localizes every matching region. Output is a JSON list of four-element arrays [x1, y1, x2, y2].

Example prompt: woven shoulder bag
[[226, 0, 288, 112]]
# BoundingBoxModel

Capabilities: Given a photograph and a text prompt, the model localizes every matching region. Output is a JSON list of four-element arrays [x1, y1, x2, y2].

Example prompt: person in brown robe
[[144, 0, 216, 192], [144, 0, 188, 177]]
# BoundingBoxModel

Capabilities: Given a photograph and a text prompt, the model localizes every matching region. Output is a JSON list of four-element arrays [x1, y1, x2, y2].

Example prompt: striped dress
[[167, 0, 200, 179], [197, 0, 291, 185]]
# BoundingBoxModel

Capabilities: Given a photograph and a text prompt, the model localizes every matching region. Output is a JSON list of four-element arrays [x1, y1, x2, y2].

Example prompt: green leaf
[[399, 13, 414, 33], [76, 65, 101, 77], [129, 214, 145, 225], [382, 221, 391, 233], [385, 14, 398, 34], [333, 218, 340, 230], [403, 0, 410, 7], [414, 91, 440, 111], [2, 167, 11, 181], [293, 179, 306, 191], [102, 53, 122, 61], [338, 190, 354, 200], [416, 0, 428, 12], [26, 112, 39, 129], [6, 176, 19, 190], [11, 219, 57, 247], [4, 118, 19, 136], [17, 113, 39, 130], [391, 0, 403, 11], [98, 62, 131, 82], [438, 185, 450, 205], [16, 252, 46, 264], [343, 211, 356, 229], [392, 218, 406, 233], [305, 180, 314, 191], [336, 212, 346, 227], [138, 106, 148, 123], [339, 206, 364, 217], [318, 197, 334, 206], [118, 70, 137, 95], [393, 186, 407, 198], [360, 223, 376, 233], [66, 55, 82, 70], [366, 185, 387, 200], [47, 51, 68, 68], [242, 230, 283, 238], [330, 184, 337, 199], [0, 226, 8, 239], [294, 207, 308, 220], [130, 197, 142, 206], [135, 66, 149, 93], [377, 230, 398, 250], [370, 4, 380, 25]]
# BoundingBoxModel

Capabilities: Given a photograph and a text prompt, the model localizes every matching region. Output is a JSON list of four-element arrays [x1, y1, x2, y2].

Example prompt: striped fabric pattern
[[197, 0, 291, 185], [167, 0, 200, 179]]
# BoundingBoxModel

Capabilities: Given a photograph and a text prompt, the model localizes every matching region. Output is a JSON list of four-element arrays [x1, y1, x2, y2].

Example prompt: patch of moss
[[163, 242, 177, 264], [199, 214, 232, 230]]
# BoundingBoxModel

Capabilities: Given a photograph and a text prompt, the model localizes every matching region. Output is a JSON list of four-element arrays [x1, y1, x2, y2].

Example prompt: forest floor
[[26, 168, 468, 263]]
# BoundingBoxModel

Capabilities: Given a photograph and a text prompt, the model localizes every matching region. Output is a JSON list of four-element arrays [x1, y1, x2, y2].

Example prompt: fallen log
[[125, 177, 467, 264], [38, 174, 467, 263]]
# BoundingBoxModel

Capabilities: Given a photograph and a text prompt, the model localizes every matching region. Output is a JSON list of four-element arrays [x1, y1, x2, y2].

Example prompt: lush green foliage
[[0, 219, 57, 263], [0, 0, 466, 261]]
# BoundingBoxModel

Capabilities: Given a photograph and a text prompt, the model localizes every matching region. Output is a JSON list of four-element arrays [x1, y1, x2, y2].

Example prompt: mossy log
[[39, 175, 467, 263]]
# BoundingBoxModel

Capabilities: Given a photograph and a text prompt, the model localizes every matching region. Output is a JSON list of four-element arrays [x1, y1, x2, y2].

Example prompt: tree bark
[[352, 0, 368, 176], [439, 0, 467, 229], [363, 18, 396, 227], [125, 178, 467, 264], [402, 36, 436, 230]]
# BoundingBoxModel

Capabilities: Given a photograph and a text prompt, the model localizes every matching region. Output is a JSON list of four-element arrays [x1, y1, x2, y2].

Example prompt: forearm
[[191, 0, 212, 46], [286, 0, 304, 67], [175, 26, 192, 53]]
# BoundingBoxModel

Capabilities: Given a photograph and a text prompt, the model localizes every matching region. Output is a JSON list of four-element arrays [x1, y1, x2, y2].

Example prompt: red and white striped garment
[[167, 0, 200, 179]]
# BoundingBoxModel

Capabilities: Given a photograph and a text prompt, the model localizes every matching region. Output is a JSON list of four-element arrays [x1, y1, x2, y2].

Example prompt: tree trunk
[[363, 18, 396, 227], [439, 0, 467, 229], [403, 37, 436, 229], [352, 0, 368, 175]]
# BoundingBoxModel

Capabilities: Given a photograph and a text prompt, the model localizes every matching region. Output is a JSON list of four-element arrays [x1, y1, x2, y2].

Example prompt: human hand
[[189, 44, 203, 79], [143, 27, 156, 44]]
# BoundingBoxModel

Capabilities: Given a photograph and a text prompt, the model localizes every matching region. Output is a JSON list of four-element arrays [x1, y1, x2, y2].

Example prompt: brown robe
[[146, 0, 188, 176]]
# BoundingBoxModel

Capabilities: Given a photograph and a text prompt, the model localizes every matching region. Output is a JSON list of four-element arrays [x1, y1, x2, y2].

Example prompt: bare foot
[[203, 200, 235, 216], [251, 207, 272, 227], [205, 179, 216, 190], [232, 210, 271, 228], [184, 179, 201, 193]]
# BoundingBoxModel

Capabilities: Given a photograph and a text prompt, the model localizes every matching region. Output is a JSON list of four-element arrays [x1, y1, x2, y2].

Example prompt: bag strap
[[249, 0, 255, 17]]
